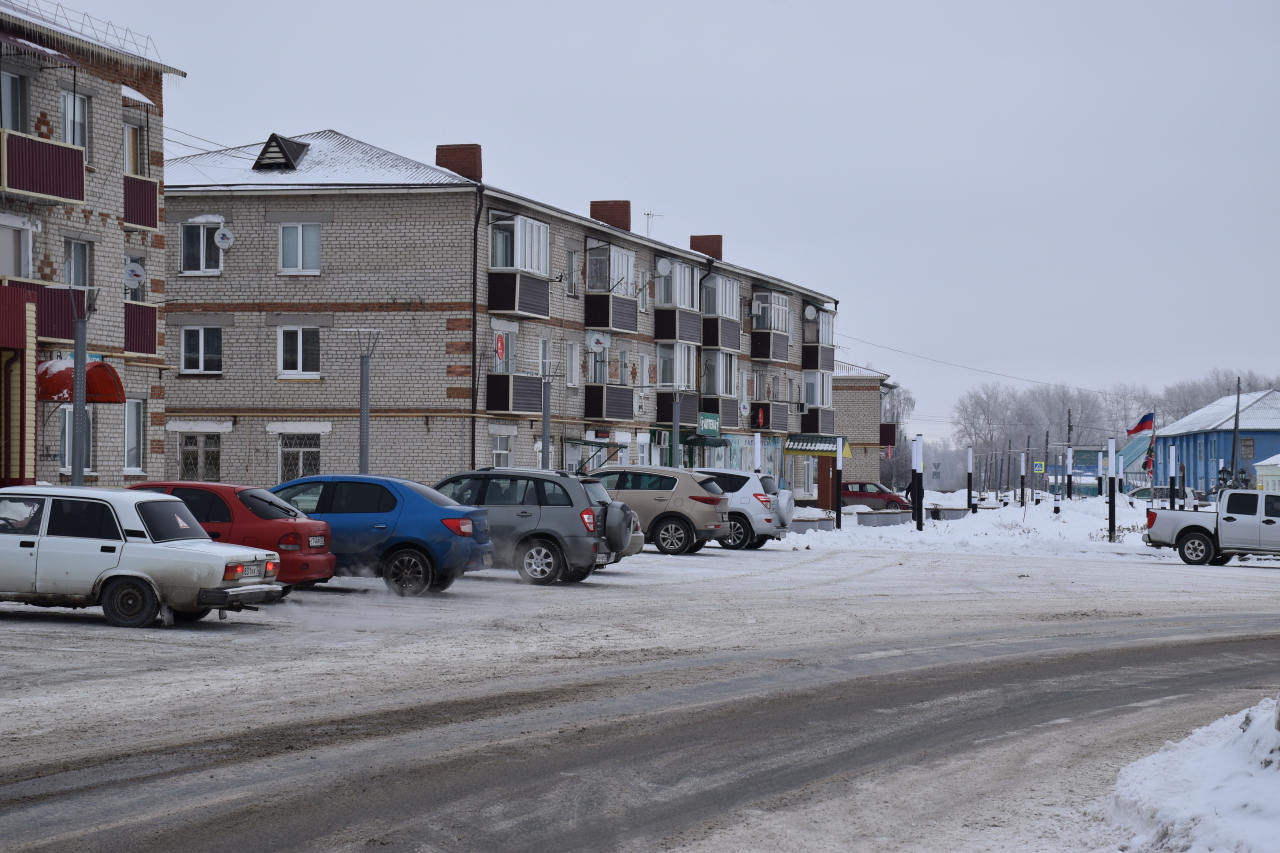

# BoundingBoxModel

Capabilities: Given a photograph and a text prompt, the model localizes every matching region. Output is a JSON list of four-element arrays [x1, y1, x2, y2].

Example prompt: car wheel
[[100, 577, 160, 628], [560, 566, 592, 583], [517, 539, 563, 585], [744, 536, 770, 550], [382, 549, 435, 596], [1208, 554, 1233, 566], [653, 518, 693, 555], [173, 608, 212, 623], [885, 501, 901, 511], [1177, 532, 1215, 566], [718, 514, 753, 550], [426, 572, 456, 593]]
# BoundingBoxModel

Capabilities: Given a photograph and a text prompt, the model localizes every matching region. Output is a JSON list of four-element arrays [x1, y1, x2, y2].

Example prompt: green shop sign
[[697, 412, 721, 436]]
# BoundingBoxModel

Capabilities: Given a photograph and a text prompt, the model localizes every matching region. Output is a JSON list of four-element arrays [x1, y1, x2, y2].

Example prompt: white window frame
[[0, 216, 33, 279], [180, 223, 222, 275], [609, 246, 635, 296], [539, 338, 552, 378], [123, 121, 142, 176], [124, 399, 145, 473], [61, 89, 87, 149], [1, 71, 22, 132], [278, 326, 321, 378], [279, 433, 320, 482], [702, 351, 737, 398], [57, 403, 93, 474], [617, 349, 630, 386], [181, 326, 222, 374], [658, 343, 697, 390], [278, 223, 322, 275], [489, 212, 549, 277], [180, 433, 222, 481], [492, 435, 511, 467], [64, 239, 88, 288], [565, 341, 579, 386], [590, 347, 608, 385], [657, 260, 699, 310], [640, 353, 650, 389], [752, 292, 792, 335], [566, 249, 578, 296], [702, 275, 741, 321]]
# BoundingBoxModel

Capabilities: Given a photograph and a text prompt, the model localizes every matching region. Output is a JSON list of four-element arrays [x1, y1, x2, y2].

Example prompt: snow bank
[[1111, 696, 1280, 853], [797, 493, 1162, 559]]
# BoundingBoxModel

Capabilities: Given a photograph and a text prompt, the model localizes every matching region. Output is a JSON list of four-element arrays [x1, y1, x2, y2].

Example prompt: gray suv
[[434, 469, 632, 585]]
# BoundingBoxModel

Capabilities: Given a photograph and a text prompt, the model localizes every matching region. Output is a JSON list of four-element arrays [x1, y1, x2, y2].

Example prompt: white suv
[[694, 469, 794, 549], [0, 486, 284, 627]]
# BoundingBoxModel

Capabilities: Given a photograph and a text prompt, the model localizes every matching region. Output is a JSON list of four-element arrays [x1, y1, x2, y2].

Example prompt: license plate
[[242, 564, 263, 578], [308, 536, 325, 548], [595, 552, 611, 564], [482, 553, 492, 567]]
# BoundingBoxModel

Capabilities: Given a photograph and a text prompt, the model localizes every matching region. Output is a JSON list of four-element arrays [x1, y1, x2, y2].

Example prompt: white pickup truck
[[1143, 489, 1280, 565], [0, 485, 284, 627]]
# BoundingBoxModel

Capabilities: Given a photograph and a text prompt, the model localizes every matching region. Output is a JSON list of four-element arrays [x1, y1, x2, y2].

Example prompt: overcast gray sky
[[98, 0, 1279, 438]]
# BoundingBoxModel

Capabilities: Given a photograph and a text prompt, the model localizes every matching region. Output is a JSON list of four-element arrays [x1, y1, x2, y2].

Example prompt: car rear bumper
[[441, 538, 493, 574], [279, 552, 336, 584], [197, 584, 286, 607]]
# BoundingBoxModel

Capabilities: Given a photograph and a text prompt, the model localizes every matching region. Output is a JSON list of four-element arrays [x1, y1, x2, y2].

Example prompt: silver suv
[[695, 468, 794, 549], [434, 469, 632, 584]]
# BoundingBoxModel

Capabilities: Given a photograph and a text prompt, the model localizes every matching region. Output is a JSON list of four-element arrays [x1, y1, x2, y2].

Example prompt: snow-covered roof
[[1120, 434, 1151, 471], [0, 0, 184, 76], [1157, 390, 1280, 436], [1254, 453, 1280, 469], [165, 130, 474, 191]]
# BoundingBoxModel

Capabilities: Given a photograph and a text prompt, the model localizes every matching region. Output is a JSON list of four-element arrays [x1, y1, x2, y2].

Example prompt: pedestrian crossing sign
[[1033, 461, 1045, 474]]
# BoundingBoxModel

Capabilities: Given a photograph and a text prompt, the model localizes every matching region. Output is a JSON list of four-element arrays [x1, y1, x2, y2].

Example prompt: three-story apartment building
[[0, 2, 181, 488], [161, 133, 879, 498]]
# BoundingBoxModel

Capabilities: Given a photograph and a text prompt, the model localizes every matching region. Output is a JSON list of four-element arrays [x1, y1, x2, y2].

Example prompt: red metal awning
[[36, 359, 125, 404]]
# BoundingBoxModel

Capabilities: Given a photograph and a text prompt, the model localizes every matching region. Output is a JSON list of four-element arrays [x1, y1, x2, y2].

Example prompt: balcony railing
[[486, 373, 543, 415], [488, 272, 550, 318], [655, 391, 698, 426], [750, 331, 789, 362], [802, 344, 835, 372], [583, 294, 638, 334], [654, 308, 702, 344], [699, 396, 741, 430], [123, 174, 160, 230], [800, 407, 836, 435], [584, 384, 634, 421], [1, 277, 78, 340], [0, 130, 85, 205], [124, 301, 157, 354]]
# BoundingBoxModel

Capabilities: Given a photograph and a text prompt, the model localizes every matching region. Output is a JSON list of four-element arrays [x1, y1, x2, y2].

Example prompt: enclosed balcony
[[0, 130, 84, 205], [800, 407, 835, 435], [486, 373, 543, 415], [748, 401, 788, 432], [750, 331, 789, 363], [488, 272, 550, 319], [698, 396, 740, 430], [654, 308, 701, 344], [123, 175, 160, 231], [655, 392, 698, 426], [1, 277, 78, 341], [701, 316, 741, 351], [584, 384, 634, 422], [802, 344, 835, 372], [124, 302, 157, 354], [583, 294, 638, 334]]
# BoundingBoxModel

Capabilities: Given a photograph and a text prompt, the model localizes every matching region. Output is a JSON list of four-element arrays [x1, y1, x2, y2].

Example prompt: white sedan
[[0, 485, 284, 627]]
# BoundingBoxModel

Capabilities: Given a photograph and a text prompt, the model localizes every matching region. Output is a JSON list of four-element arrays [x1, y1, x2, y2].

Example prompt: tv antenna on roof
[[644, 211, 662, 238]]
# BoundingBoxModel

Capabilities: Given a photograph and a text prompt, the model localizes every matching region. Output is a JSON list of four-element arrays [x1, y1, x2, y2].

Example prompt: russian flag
[[1127, 412, 1154, 436]]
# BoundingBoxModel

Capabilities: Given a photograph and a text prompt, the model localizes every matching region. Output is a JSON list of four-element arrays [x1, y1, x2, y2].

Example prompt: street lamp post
[[338, 329, 382, 475]]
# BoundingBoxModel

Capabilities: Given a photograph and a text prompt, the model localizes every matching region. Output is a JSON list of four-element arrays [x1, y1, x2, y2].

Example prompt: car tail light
[[441, 517, 474, 537], [580, 508, 597, 533], [1147, 510, 1157, 529], [690, 495, 720, 505], [223, 562, 245, 581], [277, 532, 302, 551], [265, 561, 279, 578], [754, 493, 772, 508]]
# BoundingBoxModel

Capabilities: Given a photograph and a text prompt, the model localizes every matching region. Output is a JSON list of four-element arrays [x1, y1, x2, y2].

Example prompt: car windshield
[[239, 489, 301, 519], [581, 480, 611, 505], [697, 472, 750, 493], [695, 476, 724, 495], [400, 480, 459, 507], [759, 475, 778, 495], [136, 500, 211, 542]]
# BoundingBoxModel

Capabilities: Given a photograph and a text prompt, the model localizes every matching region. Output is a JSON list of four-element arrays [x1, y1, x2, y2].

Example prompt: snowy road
[[2, 524, 1279, 851]]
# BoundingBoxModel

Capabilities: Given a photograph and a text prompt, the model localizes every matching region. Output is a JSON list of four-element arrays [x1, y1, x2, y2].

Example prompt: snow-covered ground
[[1112, 697, 1280, 853]]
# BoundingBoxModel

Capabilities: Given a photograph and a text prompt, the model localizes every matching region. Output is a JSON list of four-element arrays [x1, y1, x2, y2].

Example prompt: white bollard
[[1053, 493, 1061, 515]]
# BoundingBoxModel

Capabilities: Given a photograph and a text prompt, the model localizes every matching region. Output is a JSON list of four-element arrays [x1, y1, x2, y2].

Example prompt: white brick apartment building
[[0, 1, 182, 488], [160, 133, 885, 501]]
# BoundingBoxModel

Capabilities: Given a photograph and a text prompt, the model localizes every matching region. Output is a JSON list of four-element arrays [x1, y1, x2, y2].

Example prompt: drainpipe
[[470, 183, 483, 469]]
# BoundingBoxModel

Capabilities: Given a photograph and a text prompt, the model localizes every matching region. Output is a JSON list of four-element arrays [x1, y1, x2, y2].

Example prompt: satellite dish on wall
[[123, 263, 145, 284], [739, 401, 750, 417], [804, 304, 817, 320], [213, 228, 235, 249], [655, 258, 672, 277]]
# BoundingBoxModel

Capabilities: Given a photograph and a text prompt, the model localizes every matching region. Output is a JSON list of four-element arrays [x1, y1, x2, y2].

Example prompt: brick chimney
[[590, 200, 631, 232], [435, 144, 482, 182], [690, 235, 723, 260]]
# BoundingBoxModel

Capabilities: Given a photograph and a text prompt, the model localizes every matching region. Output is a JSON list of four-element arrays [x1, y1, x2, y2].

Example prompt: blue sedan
[[273, 475, 492, 595]]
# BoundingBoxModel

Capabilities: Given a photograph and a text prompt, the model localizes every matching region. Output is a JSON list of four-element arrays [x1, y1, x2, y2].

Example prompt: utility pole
[[55, 283, 99, 486], [338, 329, 382, 475]]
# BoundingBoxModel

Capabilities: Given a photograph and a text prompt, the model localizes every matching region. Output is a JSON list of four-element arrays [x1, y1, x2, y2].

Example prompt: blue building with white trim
[[1154, 390, 1280, 490]]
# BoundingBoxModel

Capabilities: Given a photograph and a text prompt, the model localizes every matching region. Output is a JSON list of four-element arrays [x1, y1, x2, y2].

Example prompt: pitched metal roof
[[166, 130, 474, 190], [0, 1, 184, 76], [1157, 390, 1280, 436]]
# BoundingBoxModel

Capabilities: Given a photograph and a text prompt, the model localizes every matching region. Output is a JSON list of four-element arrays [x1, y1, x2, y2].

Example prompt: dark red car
[[129, 482, 335, 586], [840, 482, 912, 510]]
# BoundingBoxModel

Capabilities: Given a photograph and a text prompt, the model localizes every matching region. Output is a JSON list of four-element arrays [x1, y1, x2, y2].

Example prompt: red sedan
[[130, 482, 335, 586], [840, 482, 912, 510]]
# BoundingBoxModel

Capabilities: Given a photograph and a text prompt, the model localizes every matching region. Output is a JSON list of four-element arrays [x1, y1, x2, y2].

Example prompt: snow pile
[[1111, 696, 1280, 852], [793, 493, 1162, 558]]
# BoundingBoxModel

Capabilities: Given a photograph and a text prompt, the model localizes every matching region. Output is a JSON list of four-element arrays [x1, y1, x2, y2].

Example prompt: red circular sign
[[494, 334, 505, 360]]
